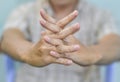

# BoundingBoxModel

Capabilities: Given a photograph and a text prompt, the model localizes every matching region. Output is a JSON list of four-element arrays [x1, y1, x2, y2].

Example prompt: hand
[[40, 9, 102, 66], [40, 9, 80, 51], [50, 42, 102, 66], [43, 29, 101, 66], [21, 10, 80, 67], [22, 34, 76, 67]]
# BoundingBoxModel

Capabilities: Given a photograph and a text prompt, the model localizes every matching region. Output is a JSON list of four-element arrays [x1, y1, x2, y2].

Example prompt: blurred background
[[0, 0, 120, 82]]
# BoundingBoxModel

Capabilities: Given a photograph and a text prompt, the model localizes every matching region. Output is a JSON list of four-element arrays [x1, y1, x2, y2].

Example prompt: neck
[[49, 0, 78, 20]]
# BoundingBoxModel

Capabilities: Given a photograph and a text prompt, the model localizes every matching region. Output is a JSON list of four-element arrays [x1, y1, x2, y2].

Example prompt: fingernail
[[41, 31, 45, 35], [74, 10, 78, 16], [67, 60, 73, 65], [40, 9, 45, 14], [40, 19, 46, 25], [74, 45, 80, 50], [44, 36, 51, 42], [40, 9, 43, 12], [50, 51, 57, 56], [74, 23, 80, 29]]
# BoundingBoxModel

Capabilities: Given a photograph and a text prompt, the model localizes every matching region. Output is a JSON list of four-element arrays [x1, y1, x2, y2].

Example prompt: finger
[[44, 36, 63, 46], [34, 39, 43, 49], [50, 51, 64, 58], [57, 45, 80, 53], [50, 44, 80, 57], [40, 9, 56, 23], [57, 10, 78, 28], [41, 31, 46, 36], [64, 35, 80, 45], [54, 58, 73, 65], [56, 23, 80, 39], [40, 19, 61, 33]]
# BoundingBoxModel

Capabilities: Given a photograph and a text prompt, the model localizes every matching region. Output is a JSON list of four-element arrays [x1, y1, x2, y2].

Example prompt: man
[[1, 0, 120, 82]]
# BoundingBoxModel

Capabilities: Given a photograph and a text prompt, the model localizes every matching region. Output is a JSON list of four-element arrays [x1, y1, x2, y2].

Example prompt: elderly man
[[1, 0, 120, 82]]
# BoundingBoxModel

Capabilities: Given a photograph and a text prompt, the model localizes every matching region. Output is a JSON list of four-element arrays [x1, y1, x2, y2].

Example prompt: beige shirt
[[3, 0, 118, 82]]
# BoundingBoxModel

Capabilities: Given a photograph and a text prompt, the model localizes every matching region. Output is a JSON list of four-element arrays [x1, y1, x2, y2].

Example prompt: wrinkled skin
[[20, 10, 80, 67], [40, 9, 102, 66]]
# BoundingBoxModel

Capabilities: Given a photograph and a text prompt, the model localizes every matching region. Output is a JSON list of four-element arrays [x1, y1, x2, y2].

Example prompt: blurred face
[[49, 0, 78, 6]]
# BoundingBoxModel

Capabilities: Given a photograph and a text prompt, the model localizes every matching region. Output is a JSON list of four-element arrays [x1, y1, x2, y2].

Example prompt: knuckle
[[54, 26, 60, 33], [55, 40, 63, 45], [43, 22, 48, 27], [69, 26, 74, 31], [45, 15, 49, 20], [57, 58, 65, 63], [57, 45, 64, 53], [67, 15, 71, 20], [57, 34, 64, 39], [70, 46, 76, 51], [65, 53, 70, 57], [49, 23, 53, 28], [58, 45, 72, 53], [51, 46, 57, 51], [40, 46, 48, 51], [67, 48, 72, 52], [57, 21, 63, 27]]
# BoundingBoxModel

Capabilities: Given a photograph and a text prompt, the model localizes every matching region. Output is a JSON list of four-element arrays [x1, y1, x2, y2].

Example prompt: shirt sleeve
[[2, 4, 32, 40], [96, 11, 119, 41]]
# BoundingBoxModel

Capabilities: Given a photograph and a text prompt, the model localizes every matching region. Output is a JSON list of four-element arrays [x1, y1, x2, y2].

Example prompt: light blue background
[[0, 0, 120, 82], [86, 1, 120, 82]]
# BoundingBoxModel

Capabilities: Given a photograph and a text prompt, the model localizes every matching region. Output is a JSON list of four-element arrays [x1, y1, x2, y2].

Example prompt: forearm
[[91, 34, 120, 65], [0, 43, 2, 52], [1, 28, 33, 62]]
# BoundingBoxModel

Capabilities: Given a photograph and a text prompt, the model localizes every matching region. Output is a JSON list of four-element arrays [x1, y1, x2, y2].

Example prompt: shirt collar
[[35, 0, 87, 18], [77, 0, 86, 11]]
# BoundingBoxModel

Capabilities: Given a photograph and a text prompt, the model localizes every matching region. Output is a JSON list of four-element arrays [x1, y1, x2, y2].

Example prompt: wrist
[[17, 41, 33, 63], [88, 46, 103, 65]]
